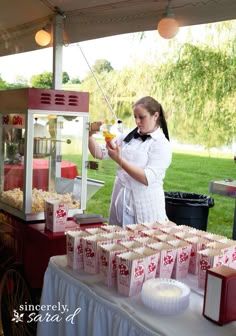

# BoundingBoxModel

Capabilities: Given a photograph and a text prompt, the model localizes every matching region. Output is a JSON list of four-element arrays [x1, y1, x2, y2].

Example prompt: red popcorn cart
[[0, 88, 105, 335]]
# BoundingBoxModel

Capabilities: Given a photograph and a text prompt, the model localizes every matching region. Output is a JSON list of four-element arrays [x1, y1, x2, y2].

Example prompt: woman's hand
[[106, 141, 122, 164], [89, 121, 102, 136]]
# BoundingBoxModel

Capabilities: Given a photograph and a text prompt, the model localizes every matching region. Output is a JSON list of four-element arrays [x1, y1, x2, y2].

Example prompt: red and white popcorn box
[[126, 224, 146, 234], [184, 236, 208, 274], [156, 234, 177, 243], [116, 252, 145, 296], [198, 248, 224, 288], [98, 243, 127, 288], [85, 227, 106, 235], [100, 225, 124, 233], [229, 243, 236, 269], [175, 225, 193, 232], [204, 233, 229, 243], [158, 226, 181, 235], [133, 236, 158, 246], [174, 231, 196, 241], [45, 199, 68, 232], [207, 240, 236, 267], [99, 231, 128, 244], [133, 246, 160, 281], [66, 230, 89, 270], [168, 240, 192, 279], [141, 222, 163, 230], [165, 220, 177, 227], [119, 240, 143, 250], [148, 242, 177, 279], [141, 229, 166, 240], [82, 234, 110, 274]]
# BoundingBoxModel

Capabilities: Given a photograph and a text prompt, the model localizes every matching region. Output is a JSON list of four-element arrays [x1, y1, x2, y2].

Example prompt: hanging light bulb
[[35, 28, 51, 47], [157, 1, 179, 39]]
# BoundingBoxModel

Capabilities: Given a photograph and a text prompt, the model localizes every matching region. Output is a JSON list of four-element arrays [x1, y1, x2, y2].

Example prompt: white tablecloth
[[37, 255, 236, 336]]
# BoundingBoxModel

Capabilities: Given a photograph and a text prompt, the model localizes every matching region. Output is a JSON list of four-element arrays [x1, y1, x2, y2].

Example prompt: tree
[[70, 77, 81, 84], [92, 59, 114, 74], [30, 72, 53, 88], [62, 71, 70, 84], [0, 75, 7, 89]]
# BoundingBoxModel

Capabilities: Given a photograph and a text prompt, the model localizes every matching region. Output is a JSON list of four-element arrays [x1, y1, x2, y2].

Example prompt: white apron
[[108, 135, 169, 227]]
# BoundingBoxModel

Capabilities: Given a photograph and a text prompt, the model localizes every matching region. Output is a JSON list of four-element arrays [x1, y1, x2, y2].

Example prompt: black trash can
[[165, 191, 214, 231]]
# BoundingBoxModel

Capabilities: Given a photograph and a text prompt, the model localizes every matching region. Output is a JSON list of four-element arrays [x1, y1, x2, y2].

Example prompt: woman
[[89, 96, 172, 227]]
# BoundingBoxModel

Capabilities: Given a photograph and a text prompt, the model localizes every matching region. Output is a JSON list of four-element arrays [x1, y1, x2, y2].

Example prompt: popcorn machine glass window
[[0, 88, 90, 221]]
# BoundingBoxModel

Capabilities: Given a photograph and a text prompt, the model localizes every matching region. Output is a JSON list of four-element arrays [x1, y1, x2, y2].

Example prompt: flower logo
[[11, 310, 24, 323]]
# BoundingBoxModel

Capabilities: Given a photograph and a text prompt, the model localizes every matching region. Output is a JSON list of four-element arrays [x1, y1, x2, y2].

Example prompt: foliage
[[160, 43, 236, 148], [30, 71, 70, 88], [70, 77, 81, 84], [92, 59, 114, 74], [30, 71, 53, 88]]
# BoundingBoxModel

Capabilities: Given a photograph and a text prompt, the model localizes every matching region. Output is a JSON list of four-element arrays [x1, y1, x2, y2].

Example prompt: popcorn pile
[[1, 188, 80, 212], [66, 222, 236, 296]]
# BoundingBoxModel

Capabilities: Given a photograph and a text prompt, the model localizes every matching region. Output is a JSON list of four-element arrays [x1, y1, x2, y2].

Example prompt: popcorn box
[[66, 230, 89, 270], [227, 241, 236, 269], [82, 234, 109, 274], [141, 222, 162, 230], [174, 231, 196, 241], [198, 248, 224, 288], [100, 225, 124, 233], [85, 228, 106, 235], [148, 242, 177, 279], [207, 240, 236, 267], [116, 252, 145, 296], [142, 229, 165, 239], [100, 231, 129, 244], [98, 243, 127, 288], [116, 230, 139, 240], [45, 198, 68, 232], [156, 234, 177, 243], [185, 236, 208, 274], [158, 226, 181, 235], [168, 240, 192, 279], [126, 224, 146, 234], [119, 240, 142, 250], [133, 236, 158, 246], [133, 247, 160, 281]]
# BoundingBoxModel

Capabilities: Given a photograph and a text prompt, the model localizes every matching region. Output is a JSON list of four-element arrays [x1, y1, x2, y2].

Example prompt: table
[[4, 159, 78, 190], [36, 255, 236, 336], [24, 221, 105, 289], [209, 179, 236, 240]]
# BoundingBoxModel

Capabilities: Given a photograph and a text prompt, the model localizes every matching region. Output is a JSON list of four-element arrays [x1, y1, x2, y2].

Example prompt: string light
[[157, 0, 179, 39]]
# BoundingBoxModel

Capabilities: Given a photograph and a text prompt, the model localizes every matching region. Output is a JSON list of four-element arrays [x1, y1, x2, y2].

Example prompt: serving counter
[[209, 179, 236, 239], [36, 255, 236, 336]]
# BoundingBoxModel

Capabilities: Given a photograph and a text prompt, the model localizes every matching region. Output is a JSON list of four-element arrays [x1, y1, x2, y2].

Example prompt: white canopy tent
[[1, 0, 235, 87]]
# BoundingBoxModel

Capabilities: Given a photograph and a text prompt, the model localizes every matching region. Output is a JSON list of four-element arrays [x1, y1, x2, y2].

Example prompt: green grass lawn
[[64, 152, 236, 239]]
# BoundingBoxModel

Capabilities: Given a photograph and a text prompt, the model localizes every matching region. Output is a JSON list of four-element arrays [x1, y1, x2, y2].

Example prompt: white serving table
[[36, 255, 236, 336], [209, 179, 236, 239]]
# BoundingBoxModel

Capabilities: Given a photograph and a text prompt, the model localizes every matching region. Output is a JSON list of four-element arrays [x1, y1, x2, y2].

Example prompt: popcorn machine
[[0, 88, 92, 221]]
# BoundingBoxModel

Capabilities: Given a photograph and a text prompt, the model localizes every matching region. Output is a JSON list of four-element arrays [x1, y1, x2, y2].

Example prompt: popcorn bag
[[126, 223, 146, 234], [168, 240, 192, 279], [45, 199, 68, 232], [116, 252, 145, 296], [99, 243, 127, 288], [66, 230, 89, 270], [185, 236, 208, 275], [148, 242, 177, 279], [133, 247, 160, 281], [82, 234, 105, 274], [198, 248, 224, 288]]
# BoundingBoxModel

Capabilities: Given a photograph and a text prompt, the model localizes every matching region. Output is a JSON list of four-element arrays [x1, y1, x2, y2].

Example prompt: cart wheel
[[0, 268, 37, 336]]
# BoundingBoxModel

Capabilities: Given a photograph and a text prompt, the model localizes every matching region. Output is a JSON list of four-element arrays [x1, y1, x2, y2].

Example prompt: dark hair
[[132, 96, 170, 141]]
